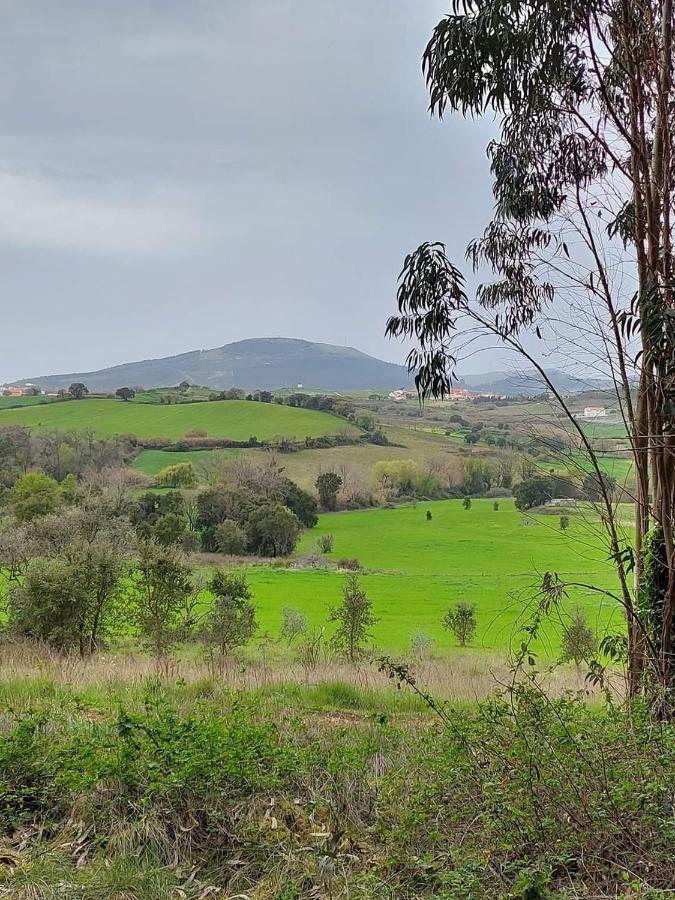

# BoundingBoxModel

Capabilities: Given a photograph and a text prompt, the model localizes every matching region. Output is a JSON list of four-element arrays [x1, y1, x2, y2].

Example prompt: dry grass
[[0, 641, 621, 705]]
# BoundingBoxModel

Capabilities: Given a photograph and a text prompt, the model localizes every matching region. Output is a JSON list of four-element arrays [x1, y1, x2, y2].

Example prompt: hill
[[0, 397, 355, 441], [10, 338, 414, 393], [461, 369, 610, 396]]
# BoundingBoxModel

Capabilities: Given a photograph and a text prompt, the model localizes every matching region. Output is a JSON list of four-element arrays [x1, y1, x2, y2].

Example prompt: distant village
[[386, 387, 507, 402], [0, 383, 60, 397]]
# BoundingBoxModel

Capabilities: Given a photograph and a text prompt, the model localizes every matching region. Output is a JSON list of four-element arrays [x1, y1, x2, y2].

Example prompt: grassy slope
[[234, 499, 622, 655], [0, 398, 355, 441]]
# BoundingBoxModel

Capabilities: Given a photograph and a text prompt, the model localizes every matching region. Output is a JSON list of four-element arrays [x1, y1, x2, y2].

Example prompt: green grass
[[132, 447, 243, 476], [0, 398, 356, 441], [0, 394, 59, 409], [232, 499, 624, 656]]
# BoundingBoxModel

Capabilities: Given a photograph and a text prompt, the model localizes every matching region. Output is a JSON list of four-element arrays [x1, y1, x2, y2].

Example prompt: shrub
[[336, 557, 361, 571], [442, 601, 477, 646], [462, 497, 472, 510], [560, 515, 570, 531], [316, 533, 334, 554]]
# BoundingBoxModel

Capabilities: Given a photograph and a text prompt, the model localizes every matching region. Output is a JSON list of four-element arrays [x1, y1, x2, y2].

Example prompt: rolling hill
[[10, 338, 414, 393], [0, 397, 356, 441]]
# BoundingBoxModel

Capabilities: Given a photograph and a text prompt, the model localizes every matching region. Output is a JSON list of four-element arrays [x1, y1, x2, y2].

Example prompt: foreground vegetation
[[0, 669, 672, 899]]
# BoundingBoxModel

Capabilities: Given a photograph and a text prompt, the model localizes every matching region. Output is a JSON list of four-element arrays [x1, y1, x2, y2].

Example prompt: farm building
[[583, 406, 607, 418]]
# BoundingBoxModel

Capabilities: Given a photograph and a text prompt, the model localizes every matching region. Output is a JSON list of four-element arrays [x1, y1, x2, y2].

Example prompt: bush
[[316, 533, 334, 554], [336, 557, 361, 571], [442, 601, 477, 646]]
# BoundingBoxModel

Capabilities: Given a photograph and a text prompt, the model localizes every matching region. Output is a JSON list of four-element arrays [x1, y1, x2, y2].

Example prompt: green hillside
[[0, 398, 356, 441]]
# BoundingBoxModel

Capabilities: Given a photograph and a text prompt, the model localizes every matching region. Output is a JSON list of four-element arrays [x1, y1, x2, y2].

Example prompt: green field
[[0, 395, 58, 409], [233, 499, 623, 656], [0, 398, 356, 441], [133, 447, 243, 476]]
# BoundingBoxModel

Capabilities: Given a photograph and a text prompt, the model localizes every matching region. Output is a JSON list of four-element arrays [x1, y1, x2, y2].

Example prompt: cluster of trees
[[0, 426, 133, 491], [133, 457, 317, 557], [369, 454, 516, 503]]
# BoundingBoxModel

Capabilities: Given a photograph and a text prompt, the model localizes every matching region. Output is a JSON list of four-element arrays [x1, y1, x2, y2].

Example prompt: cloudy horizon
[[0, 1, 499, 383]]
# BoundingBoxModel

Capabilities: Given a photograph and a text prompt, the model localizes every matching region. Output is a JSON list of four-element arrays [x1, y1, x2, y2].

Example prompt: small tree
[[246, 502, 301, 557], [410, 630, 434, 660], [493, 501, 499, 511], [8, 537, 130, 656], [328, 575, 378, 662], [280, 606, 307, 646], [130, 542, 194, 668], [115, 387, 135, 402], [513, 476, 555, 511], [68, 383, 89, 400], [462, 497, 472, 511], [443, 601, 477, 647], [560, 607, 597, 671], [316, 472, 343, 511], [426, 510, 433, 521], [214, 519, 249, 555], [560, 515, 570, 532], [202, 571, 257, 662]]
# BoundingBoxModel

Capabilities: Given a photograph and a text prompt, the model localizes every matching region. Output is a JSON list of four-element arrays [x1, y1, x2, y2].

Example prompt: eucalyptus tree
[[387, 0, 675, 704]]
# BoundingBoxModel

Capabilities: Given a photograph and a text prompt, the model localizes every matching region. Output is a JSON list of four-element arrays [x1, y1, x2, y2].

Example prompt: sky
[[0, 0, 498, 383]]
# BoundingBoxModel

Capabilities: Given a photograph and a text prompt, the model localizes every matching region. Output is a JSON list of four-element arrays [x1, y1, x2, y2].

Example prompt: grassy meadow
[[222, 499, 624, 657], [0, 397, 355, 441]]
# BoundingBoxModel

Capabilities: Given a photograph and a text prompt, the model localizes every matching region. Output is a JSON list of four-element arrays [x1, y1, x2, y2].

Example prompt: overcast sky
[[0, 0, 498, 383]]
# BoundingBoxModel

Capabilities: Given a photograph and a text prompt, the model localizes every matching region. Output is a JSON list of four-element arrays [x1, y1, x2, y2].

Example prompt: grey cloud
[[0, 0, 500, 382]]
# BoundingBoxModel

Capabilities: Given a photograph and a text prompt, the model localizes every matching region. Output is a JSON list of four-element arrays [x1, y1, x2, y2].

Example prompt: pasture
[[237, 499, 624, 656], [0, 398, 355, 441], [0, 395, 58, 409]]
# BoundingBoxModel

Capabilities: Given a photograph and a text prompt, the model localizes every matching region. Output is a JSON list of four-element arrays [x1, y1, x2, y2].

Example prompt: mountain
[[10, 338, 414, 393], [460, 369, 609, 397]]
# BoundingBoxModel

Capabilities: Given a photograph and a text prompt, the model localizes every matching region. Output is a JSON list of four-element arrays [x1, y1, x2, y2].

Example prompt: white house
[[583, 406, 607, 418]]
